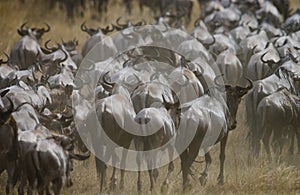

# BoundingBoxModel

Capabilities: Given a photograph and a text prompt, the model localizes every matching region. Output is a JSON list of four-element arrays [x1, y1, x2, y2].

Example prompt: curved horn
[[260, 52, 268, 64], [101, 72, 115, 92], [0, 52, 9, 64], [81, 21, 87, 32], [122, 59, 132, 68], [214, 74, 225, 88], [43, 23, 51, 33], [206, 34, 216, 46], [116, 17, 128, 28], [69, 151, 91, 161], [58, 48, 68, 63], [103, 72, 115, 86], [244, 77, 253, 89], [20, 22, 28, 31], [134, 19, 146, 27], [162, 22, 169, 32], [61, 38, 66, 45], [5, 96, 14, 115], [17, 22, 28, 36], [101, 24, 115, 34], [251, 45, 258, 54], [45, 40, 58, 51]]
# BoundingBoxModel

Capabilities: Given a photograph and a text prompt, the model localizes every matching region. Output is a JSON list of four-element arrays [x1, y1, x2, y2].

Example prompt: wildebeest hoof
[[66, 179, 73, 187], [120, 180, 124, 190], [137, 180, 142, 192], [199, 173, 208, 186], [183, 183, 193, 192], [161, 181, 168, 193], [109, 178, 117, 191], [162, 179, 169, 186], [217, 176, 224, 185], [153, 169, 159, 182]]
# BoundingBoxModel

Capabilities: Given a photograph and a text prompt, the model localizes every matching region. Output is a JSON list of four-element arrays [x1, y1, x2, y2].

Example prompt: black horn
[[260, 52, 269, 64], [58, 47, 68, 63], [0, 52, 9, 64], [43, 23, 51, 33], [101, 24, 115, 34], [81, 21, 88, 32], [45, 40, 58, 51], [17, 22, 28, 36], [244, 77, 253, 90]]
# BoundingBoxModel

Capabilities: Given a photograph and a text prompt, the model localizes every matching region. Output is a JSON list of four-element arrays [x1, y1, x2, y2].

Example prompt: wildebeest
[[92, 74, 137, 192], [178, 76, 253, 190], [134, 105, 176, 192], [256, 87, 300, 158], [81, 22, 115, 57], [0, 89, 18, 194], [9, 23, 50, 70], [29, 134, 90, 194]]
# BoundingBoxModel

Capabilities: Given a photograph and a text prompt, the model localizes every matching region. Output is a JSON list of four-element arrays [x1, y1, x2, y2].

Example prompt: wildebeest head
[[0, 89, 14, 124], [0, 53, 9, 65], [17, 22, 51, 42], [81, 22, 114, 36], [62, 38, 78, 53], [113, 17, 146, 31], [38, 42, 68, 76], [215, 75, 253, 130]]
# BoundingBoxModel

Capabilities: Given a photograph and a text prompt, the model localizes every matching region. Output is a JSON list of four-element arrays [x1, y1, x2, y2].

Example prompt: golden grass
[[2, 0, 300, 194]]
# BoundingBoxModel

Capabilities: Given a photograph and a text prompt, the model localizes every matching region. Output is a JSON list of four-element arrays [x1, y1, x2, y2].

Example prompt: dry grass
[[2, 0, 300, 194]]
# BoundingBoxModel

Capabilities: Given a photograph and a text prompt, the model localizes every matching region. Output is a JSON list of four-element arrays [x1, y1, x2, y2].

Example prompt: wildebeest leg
[[18, 160, 26, 195], [109, 159, 117, 191], [5, 161, 17, 194], [217, 132, 228, 185], [295, 130, 300, 154], [27, 173, 35, 195], [181, 133, 203, 190], [262, 128, 272, 161], [18, 155, 28, 195], [26, 151, 37, 195], [95, 157, 107, 192], [147, 166, 154, 192], [120, 145, 130, 190], [52, 177, 63, 195], [272, 127, 284, 158], [109, 148, 120, 191], [180, 150, 190, 190], [162, 145, 174, 186], [135, 137, 143, 192], [288, 126, 295, 155], [199, 152, 212, 186], [46, 185, 51, 195], [145, 139, 156, 191]]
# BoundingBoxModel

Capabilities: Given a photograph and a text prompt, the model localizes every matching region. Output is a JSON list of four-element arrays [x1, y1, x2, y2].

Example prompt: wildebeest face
[[224, 78, 253, 130], [0, 89, 14, 125]]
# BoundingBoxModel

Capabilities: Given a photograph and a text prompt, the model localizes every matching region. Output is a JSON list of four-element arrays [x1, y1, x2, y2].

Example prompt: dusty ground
[[1, 0, 300, 194]]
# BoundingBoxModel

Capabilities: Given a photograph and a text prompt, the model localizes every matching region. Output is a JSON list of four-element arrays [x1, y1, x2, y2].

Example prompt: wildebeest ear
[[65, 85, 74, 96], [0, 89, 10, 97]]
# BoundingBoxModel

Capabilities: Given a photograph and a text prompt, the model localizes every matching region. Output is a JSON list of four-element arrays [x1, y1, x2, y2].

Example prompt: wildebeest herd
[[2, 0, 300, 194]]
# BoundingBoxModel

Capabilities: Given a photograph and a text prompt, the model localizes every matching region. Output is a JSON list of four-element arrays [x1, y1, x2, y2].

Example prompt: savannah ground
[[1, 0, 300, 194]]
